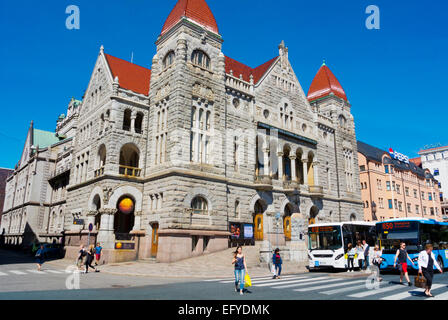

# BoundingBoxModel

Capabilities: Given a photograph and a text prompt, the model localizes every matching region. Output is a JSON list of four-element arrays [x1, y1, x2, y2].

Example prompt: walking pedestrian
[[346, 243, 356, 272], [356, 241, 365, 271], [272, 248, 283, 279], [35, 245, 45, 271], [84, 245, 99, 273], [77, 245, 86, 269], [362, 239, 370, 271], [94, 242, 102, 266], [418, 243, 443, 297], [372, 245, 383, 282], [393, 242, 415, 286], [232, 246, 247, 295]]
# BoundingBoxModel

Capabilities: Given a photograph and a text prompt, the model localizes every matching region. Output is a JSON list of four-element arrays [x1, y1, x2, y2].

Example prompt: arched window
[[123, 109, 132, 131], [163, 51, 175, 68], [135, 112, 144, 134], [234, 200, 240, 218], [191, 50, 210, 69], [338, 115, 347, 127], [119, 144, 140, 177], [191, 196, 208, 214]]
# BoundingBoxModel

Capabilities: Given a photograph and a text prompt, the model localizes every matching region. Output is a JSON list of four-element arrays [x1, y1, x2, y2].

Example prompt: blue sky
[[0, 0, 447, 169]]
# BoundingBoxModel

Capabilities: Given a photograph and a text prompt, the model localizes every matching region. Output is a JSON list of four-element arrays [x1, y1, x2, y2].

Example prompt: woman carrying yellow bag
[[232, 246, 248, 295]]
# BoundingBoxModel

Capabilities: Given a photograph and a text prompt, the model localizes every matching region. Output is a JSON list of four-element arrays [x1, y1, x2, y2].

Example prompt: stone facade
[[1, 0, 363, 264]]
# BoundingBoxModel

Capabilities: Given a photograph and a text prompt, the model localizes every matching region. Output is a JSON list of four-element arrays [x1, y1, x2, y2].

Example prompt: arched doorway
[[93, 194, 101, 230], [307, 152, 315, 186], [114, 196, 135, 238], [282, 145, 291, 181], [309, 206, 319, 225], [254, 200, 264, 241], [283, 204, 292, 241]]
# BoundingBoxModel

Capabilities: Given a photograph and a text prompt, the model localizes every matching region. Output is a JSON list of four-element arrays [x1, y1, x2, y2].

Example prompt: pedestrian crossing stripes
[[8, 270, 27, 275], [380, 284, 447, 300], [0, 269, 67, 276], [208, 273, 448, 300], [293, 279, 366, 292]]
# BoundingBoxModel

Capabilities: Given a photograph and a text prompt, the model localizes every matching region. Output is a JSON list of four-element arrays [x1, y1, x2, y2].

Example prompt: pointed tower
[[307, 62, 362, 220]]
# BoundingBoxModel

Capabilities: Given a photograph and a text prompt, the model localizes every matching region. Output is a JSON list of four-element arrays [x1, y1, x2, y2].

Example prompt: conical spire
[[307, 63, 348, 102], [161, 0, 219, 35]]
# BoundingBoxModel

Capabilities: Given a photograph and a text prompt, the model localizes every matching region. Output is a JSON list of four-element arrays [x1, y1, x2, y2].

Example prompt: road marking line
[[322, 284, 366, 295], [0, 271, 7, 276], [220, 276, 303, 283], [255, 276, 330, 287], [274, 277, 341, 289], [293, 279, 366, 292], [26, 270, 48, 274], [349, 284, 405, 298], [9, 270, 27, 275], [381, 284, 447, 300], [44, 270, 63, 274], [433, 289, 448, 300]]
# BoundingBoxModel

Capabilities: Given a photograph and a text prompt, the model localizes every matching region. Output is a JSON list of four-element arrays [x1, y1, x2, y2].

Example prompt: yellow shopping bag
[[244, 273, 252, 287]]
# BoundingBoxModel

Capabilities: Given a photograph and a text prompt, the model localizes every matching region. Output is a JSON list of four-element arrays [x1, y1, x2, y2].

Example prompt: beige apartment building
[[358, 141, 442, 222]]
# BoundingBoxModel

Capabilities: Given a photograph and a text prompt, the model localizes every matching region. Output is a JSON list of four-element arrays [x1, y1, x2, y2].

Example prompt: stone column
[[263, 148, 270, 176], [130, 111, 137, 133], [86, 211, 96, 229], [96, 209, 115, 249], [132, 211, 142, 231], [313, 162, 320, 186], [277, 152, 284, 181], [290, 155, 297, 181], [302, 159, 308, 186]]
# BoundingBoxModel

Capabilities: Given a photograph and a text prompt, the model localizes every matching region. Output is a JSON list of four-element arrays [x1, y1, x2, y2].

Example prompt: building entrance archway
[[254, 200, 264, 241]]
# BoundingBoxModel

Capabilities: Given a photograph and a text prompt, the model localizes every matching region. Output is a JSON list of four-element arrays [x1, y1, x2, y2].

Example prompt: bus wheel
[[437, 257, 444, 272]]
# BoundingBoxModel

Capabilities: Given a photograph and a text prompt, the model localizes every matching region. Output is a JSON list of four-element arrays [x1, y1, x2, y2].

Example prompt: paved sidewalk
[[47, 247, 308, 279]]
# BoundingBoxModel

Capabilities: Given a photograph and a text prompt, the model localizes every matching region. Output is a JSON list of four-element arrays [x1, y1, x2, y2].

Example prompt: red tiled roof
[[224, 56, 278, 84], [419, 145, 448, 153], [161, 0, 219, 35], [307, 64, 348, 102], [409, 157, 422, 168], [104, 54, 151, 96]]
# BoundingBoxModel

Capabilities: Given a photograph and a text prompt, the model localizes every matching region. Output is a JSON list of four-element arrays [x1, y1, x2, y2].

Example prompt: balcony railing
[[283, 180, 300, 191], [308, 185, 324, 197], [254, 175, 273, 190], [119, 165, 141, 178], [94, 167, 105, 178]]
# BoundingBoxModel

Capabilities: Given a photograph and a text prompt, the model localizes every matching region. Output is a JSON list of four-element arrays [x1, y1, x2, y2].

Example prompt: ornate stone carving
[[103, 187, 113, 204], [192, 83, 214, 101]]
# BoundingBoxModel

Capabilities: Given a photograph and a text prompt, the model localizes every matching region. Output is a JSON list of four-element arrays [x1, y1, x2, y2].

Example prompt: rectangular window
[[423, 206, 427, 215], [430, 207, 434, 215], [407, 203, 411, 213], [359, 165, 366, 172], [396, 184, 400, 194], [394, 199, 398, 209], [415, 205, 419, 214], [428, 192, 432, 201], [421, 191, 425, 200], [388, 199, 393, 209], [398, 201, 403, 212], [414, 189, 417, 198], [386, 181, 391, 191], [405, 187, 409, 196], [385, 165, 389, 174]]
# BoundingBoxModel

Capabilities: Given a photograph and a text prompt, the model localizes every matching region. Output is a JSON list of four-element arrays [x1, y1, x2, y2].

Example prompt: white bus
[[307, 221, 376, 270]]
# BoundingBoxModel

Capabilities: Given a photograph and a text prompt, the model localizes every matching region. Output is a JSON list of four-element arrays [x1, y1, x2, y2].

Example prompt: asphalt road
[[1, 249, 447, 300]]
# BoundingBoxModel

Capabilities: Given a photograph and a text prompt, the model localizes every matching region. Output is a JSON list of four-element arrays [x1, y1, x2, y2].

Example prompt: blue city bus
[[376, 218, 448, 271]]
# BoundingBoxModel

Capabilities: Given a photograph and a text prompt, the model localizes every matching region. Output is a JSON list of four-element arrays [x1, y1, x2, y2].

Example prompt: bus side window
[[440, 226, 448, 250]]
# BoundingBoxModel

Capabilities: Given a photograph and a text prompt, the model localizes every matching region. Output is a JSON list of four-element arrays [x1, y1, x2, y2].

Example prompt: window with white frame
[[190, 102, 212, 164]]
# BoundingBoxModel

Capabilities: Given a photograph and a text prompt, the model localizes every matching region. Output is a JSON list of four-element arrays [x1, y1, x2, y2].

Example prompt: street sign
[[73, 218, 84, 225], [88, 223, 93, 232]]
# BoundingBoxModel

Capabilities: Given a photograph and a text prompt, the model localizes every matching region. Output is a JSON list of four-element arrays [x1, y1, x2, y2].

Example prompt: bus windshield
[[308, 225, 342, 251], [376, 221, 420, 253]]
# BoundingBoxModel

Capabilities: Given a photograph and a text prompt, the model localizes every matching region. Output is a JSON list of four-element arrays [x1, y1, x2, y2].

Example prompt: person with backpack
[[77, 245, 87, 269], [84, 245, 99, 273], [272, 248, 283, 279], [35, 245, 45, 271]]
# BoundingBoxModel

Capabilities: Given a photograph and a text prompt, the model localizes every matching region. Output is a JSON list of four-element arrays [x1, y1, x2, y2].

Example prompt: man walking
[[363, 239, 370, 271]]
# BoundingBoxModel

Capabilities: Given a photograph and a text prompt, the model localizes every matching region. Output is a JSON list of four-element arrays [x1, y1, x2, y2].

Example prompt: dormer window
[[191, 50, 210, 69], [163, 51, 175, 69]]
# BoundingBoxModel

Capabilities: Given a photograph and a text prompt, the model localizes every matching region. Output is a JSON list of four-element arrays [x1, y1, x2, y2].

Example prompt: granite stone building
[[1, 0, 363, 263]]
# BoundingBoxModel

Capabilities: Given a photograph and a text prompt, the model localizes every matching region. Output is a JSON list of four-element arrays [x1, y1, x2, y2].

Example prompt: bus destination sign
[[311, 226, 334, 233], [382, 221, 411, 231]]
